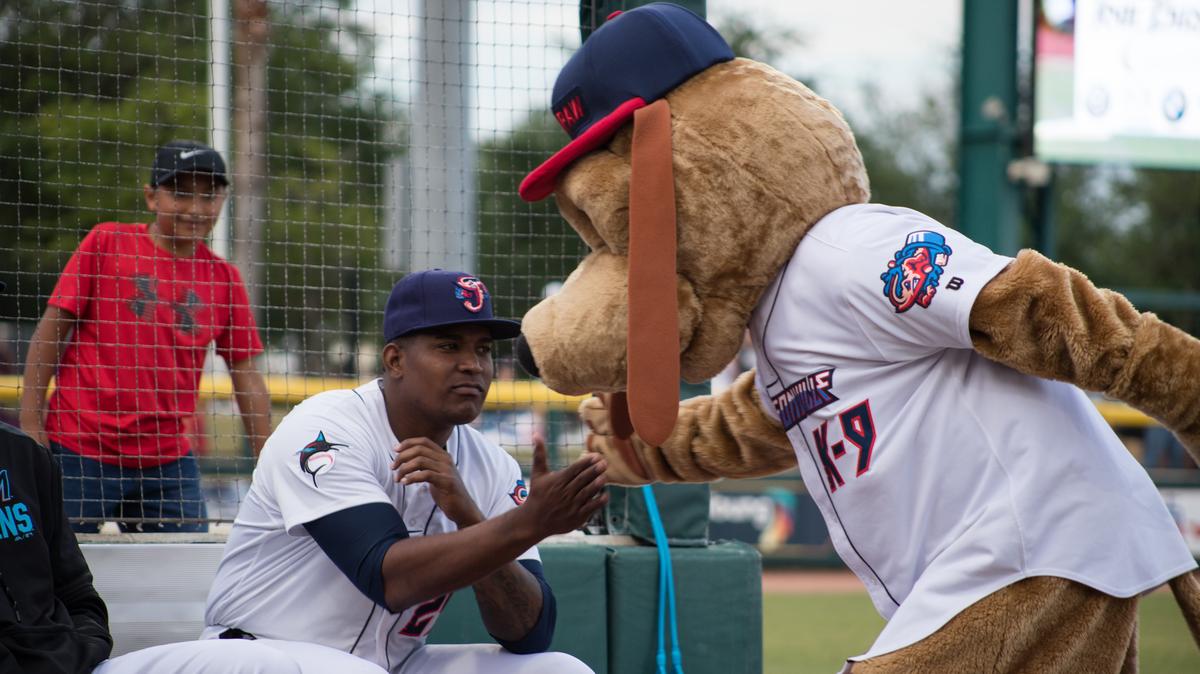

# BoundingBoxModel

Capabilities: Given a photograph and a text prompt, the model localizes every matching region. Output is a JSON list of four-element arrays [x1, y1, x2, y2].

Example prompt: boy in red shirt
[[20, 141, 271, 533]]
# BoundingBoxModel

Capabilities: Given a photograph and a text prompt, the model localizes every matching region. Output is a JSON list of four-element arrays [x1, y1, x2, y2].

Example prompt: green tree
[[0, 0, 213, 321], [850, 84, 959, 226], [1054, 165, 1200, 333], [256, 1, 394, 368], [717, 15, 802, 66], [0, 0, 394, 365], [476, 113, 588, 323]]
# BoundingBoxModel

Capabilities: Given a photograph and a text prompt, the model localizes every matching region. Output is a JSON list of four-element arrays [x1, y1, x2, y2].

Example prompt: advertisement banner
[[1034, 0, 1200, 169], [1161, 487, 1200, 557], [713, 481, 1200, 562]]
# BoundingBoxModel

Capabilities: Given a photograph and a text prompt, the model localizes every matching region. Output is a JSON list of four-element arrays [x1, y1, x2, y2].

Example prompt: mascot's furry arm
[[580, 369, 793, 485], [585, 250, 1200, 484], [968, 250, 1200, 461]]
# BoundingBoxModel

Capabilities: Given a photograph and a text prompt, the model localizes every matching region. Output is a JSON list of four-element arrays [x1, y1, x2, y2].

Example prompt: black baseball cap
[[518, 3, 733, 201], [150, 140, 228, 187], [383, 270, 522, 342]]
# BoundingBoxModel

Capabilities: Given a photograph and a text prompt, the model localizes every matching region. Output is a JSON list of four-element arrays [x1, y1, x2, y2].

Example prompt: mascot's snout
[[515, 334, 540, 379]]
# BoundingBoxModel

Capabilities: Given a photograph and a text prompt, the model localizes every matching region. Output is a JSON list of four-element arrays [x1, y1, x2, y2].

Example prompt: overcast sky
[[351, 0, 962, 136]]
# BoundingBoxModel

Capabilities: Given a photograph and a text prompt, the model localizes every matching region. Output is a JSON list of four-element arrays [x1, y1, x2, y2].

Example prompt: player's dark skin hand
[[520, 434, 609, 536], [380, 433, 609, 615], [391, 434, 608, 533], [392, 437, 485, 528]]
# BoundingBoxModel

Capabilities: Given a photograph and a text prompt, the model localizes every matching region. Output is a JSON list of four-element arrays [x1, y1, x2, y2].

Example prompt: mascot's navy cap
[[518, 2, 733, 201], [384, 269, 522, 342]]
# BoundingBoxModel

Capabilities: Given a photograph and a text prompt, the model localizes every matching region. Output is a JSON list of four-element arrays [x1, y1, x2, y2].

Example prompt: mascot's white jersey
[[204, 380, 537, 672], [750, 203, 1196, 660]]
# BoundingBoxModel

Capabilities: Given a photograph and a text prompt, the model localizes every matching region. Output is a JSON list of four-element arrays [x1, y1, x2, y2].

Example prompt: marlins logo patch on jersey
[[509, 479, 529, 506], [297, 431, 347, 487], [881, 230, 953, 313]]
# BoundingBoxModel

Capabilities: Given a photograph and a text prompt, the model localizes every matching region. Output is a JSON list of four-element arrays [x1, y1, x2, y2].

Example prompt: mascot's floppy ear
[[518, 3, 732, 447], [624, 98, 678, 447]]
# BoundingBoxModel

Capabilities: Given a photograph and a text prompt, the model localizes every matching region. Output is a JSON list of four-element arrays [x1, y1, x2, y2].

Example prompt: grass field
[[764, 591, 1200, 674]]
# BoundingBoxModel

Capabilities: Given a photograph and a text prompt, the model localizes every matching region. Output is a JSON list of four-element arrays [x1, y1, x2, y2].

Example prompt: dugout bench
[[80, 535, 762, 673]]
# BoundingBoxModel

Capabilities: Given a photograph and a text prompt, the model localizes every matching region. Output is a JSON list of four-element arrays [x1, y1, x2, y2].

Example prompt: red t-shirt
[[45, 223, 263, 467]]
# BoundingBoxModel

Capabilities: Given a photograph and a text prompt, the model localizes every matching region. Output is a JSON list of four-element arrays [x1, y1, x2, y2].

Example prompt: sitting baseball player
[[514, 4, 1200, 673], [98, 269, 604, 674]]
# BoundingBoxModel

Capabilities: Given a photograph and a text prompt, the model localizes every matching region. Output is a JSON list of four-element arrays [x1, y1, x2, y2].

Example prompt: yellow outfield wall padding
[[0, 374, 590, 412]]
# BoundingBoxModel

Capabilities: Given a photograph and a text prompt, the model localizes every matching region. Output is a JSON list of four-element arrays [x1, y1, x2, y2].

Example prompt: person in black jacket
[[0, 418, 113, 673]]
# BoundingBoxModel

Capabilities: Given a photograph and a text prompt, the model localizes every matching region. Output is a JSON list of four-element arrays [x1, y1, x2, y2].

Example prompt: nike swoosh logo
[[179, 149, 205, 159]]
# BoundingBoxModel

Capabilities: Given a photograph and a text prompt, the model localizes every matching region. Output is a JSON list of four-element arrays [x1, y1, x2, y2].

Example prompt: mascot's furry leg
[[1170, 570, 1200, 649], [848, 577, 1139, 674], [853, 571, 1200, 674]]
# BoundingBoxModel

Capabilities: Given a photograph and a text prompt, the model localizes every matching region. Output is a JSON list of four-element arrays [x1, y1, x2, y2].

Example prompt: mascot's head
[[517, 3, 869, 446]]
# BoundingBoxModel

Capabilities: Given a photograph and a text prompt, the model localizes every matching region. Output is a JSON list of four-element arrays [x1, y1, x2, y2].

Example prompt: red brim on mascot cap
[[517, 3, 733, 202]]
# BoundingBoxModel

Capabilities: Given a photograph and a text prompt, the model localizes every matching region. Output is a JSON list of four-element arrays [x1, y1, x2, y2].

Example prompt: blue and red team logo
[[881, 230, 953, 313], [455, 276, 488, 313], [298, 431, 347, 487], [509, 479, 529, 506]]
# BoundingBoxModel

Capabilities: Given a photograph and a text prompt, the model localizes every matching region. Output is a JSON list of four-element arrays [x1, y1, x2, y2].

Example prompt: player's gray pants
[[93, 639, 386, 674], [400, 643, 593, 673], [93, 639, 594, 674]]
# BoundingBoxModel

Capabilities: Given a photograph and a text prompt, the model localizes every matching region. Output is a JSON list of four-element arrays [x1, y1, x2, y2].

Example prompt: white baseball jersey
[[203, 380, 538, 672], [749, 203, 1196, 660]]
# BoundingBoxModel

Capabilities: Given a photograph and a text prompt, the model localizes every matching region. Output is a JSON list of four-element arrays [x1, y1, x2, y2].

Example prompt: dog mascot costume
[[514, 4, 1200, 672]]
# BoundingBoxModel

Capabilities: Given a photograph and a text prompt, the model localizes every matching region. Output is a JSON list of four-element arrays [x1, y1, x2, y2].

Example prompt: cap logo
[[455, 276, 488, 313], [178, 148, 205, 160], [553, 89, 586, 134]]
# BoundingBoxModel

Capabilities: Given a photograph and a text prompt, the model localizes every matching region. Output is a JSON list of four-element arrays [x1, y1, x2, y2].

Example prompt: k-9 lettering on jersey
[[750, 204, 1196, 660]]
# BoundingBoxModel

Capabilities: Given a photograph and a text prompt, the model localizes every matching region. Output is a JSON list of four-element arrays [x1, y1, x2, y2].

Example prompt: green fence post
[[958, 0, 1021, 255]]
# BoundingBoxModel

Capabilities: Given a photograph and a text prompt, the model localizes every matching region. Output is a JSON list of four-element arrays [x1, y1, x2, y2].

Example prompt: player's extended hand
[[579, 395, 655, 486], [520, 434, 609, 537], [392, 437, 485, 528]]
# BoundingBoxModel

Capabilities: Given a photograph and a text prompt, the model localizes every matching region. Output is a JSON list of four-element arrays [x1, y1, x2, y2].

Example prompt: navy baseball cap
[[150, 140, 228, 187], [384, 270, 522, 342], [518, 3, 733, 202]]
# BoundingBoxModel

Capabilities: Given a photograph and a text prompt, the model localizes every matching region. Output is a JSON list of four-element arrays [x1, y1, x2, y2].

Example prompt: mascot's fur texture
[[517, 14, 1200, 674]]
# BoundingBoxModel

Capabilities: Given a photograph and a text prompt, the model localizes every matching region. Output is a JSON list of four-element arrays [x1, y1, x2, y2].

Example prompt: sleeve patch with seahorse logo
[[880, 230, 953, 314]]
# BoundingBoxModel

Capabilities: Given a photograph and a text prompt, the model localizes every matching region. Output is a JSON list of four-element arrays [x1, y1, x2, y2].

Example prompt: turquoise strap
[[642, 485, 684, 674]]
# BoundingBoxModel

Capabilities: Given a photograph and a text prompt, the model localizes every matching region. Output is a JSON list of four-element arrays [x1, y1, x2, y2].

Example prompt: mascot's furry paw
[[579, 395, 655, 486], [577, 371, 797, 485]]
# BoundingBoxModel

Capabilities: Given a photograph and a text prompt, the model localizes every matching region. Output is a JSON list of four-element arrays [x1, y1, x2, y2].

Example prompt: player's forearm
[[20, 307, 74, 442], [471, 561, 543, 640], [969, 250, 1200, 460], [229, 362, 271, 456], [380, 507, 543, 614], [19, 348, 53, 432]]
